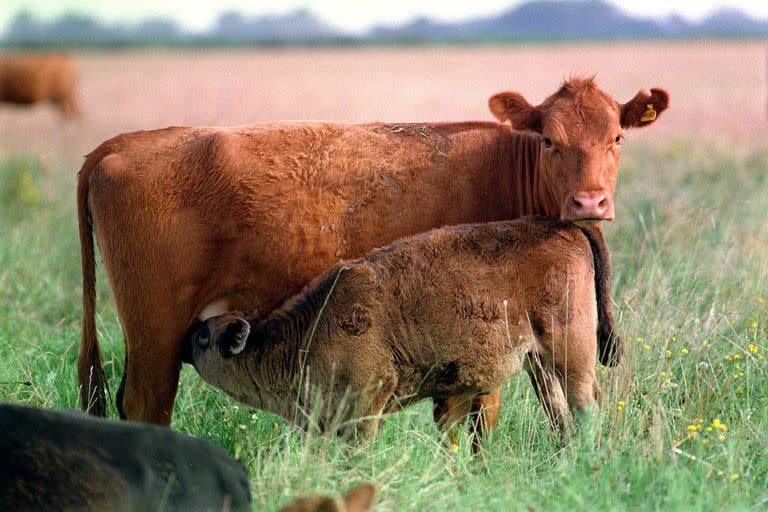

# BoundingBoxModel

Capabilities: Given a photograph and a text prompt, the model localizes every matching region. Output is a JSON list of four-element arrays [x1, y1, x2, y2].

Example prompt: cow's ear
[[488, 92, 542, 132], [221, 318, 250, 357], [620, 88, 669, 128], [343, 483, 376, 512]]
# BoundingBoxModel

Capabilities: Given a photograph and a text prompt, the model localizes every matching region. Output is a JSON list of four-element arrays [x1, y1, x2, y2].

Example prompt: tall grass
[[0, 142, 766, 510]]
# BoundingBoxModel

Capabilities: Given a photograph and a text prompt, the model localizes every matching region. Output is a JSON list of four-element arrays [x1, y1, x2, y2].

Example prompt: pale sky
[[3, 0, 768, 34]]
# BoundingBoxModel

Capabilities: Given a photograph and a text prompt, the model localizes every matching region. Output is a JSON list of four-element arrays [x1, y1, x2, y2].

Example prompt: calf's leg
[[467, 388, 502, 453], [433, 393, 474, 450], [525, 352, 569, 440]]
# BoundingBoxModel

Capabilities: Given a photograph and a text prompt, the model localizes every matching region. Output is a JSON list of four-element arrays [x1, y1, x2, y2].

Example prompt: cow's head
[[183, 313, 250, 392], [489, 77, 669, 223]]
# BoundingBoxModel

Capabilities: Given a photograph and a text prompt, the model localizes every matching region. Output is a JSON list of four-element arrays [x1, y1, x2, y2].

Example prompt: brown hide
[[0, 54, 79, 117], [77, 77, 666, 424], [186, 218, 606, 441], [278, 484, 376, 512]]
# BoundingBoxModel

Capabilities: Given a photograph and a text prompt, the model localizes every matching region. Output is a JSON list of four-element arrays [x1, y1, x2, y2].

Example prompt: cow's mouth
[[572, 219, 605, 227]]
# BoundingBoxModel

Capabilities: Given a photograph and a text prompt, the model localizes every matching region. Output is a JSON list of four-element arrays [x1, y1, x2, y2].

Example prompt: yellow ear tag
[[640, 103, 657, 122]]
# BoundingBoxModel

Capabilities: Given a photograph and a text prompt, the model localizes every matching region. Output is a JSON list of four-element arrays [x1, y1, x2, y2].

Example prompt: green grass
[[1, 142, 767, 510]]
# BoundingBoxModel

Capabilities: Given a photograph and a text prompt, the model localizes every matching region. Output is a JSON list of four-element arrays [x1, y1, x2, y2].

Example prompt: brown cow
[[0, 53, 79, 117], [279, 483, 376, 512], [183, 218, 616, 446], [77, 77, 668, 430]]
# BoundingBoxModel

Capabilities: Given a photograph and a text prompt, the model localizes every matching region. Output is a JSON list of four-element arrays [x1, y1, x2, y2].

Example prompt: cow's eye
[[543, 137, 553, 148], [614, 134, 624, 144]]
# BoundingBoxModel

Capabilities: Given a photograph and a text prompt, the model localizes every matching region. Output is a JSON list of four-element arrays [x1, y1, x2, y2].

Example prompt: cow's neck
[[499, 131, 558, 219]]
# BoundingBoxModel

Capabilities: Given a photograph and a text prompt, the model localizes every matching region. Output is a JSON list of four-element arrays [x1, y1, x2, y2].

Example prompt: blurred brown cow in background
[[0, 53, 79, 117]]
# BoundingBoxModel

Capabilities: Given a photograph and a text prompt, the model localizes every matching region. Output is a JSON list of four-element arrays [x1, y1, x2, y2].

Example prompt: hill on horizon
[[4, 0, 768, 46]]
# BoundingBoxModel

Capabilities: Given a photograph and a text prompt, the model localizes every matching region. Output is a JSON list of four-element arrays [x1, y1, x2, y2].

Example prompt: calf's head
[[183, 313, 250, 391], [489, 77, 669, 223]]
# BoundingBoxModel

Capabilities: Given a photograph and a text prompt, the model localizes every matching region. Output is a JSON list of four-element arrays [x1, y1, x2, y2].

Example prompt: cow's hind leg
[[116, 354, 128, 419], [120, 350, 181, 425], [118, 315, 192, 426]]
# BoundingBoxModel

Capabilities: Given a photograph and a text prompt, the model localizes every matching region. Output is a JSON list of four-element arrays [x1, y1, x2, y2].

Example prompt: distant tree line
[[4, 1, 768, 47]]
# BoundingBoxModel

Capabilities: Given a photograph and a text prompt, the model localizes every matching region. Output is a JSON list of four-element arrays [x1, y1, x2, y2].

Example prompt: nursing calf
[[0, 403, 251, 511], [184, 218, 618, 443]]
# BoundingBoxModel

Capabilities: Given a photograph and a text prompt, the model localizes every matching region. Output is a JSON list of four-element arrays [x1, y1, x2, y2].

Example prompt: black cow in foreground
[[0, 402, 251, 511]]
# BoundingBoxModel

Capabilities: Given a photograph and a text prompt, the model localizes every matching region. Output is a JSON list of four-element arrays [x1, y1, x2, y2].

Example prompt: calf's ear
[[620, 88, 669, 128], [488, 91, 542, 132], [221, 318, 250, 357], [343, 483, 376, 512]]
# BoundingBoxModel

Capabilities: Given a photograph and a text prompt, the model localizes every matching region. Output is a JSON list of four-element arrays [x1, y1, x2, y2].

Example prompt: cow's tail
[[580, 224, 622, 366], [77, 149, 109, 416]]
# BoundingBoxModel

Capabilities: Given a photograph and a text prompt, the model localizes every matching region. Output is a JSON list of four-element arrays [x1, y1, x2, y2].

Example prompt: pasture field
[[1, 43, 768, 510]]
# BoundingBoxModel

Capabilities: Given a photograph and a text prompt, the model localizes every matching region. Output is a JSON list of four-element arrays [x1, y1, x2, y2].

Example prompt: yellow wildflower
[[665, 350, 672, 357], [748, 343, 758, 354], [643, 344, 650, 350], [681, 348, 689, 355], [758, 296, 766, 304], [730, 473, 739, 481], [752, 321, 758, 329], [733, 354, 741, 360]]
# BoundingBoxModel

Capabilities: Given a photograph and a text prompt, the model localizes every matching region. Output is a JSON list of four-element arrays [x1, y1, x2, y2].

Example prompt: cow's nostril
[[597, 196, 607, 209]]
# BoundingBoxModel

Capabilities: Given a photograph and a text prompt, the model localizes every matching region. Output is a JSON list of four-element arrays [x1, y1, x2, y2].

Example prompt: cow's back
[[85, 121, 509, 321]]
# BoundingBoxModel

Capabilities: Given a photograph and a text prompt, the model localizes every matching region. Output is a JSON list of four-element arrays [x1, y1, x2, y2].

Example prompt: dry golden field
[[1, 41, 767, 168]]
